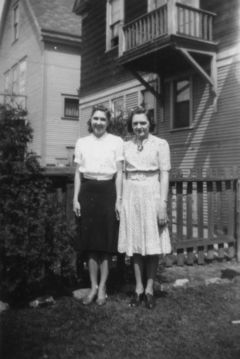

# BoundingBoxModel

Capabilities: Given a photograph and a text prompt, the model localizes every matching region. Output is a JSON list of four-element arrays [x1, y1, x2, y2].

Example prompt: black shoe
[[144, 293, 155, 309], [129, 292, 144, 307]]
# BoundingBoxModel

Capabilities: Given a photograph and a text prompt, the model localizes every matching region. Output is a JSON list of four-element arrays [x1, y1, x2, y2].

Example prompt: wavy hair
[[87, 104, 111, 133], [127, 105, 155, 133]]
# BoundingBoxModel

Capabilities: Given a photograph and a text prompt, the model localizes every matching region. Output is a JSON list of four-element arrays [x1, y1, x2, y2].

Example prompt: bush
[[0, 106, 77, 303]]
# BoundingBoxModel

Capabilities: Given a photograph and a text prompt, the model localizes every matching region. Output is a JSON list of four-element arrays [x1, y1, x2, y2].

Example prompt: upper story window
[[13, 2, 20, 42], [172, 78, 191, 129], [148, 0, 166, 11], [4, 59, 27, 96], [106, 0, 124, 51]]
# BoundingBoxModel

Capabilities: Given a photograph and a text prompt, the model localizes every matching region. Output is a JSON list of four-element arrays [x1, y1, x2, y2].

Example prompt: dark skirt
[[78, 178, 118, 254]]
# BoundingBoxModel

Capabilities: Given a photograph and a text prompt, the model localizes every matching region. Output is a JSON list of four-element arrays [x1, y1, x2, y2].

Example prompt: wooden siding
[[202, 0, 240, 51], [159, 59, 240, 171], [80, 0, 134, 98], [44, 49, 81, 165], [0, 0, 43, 158]]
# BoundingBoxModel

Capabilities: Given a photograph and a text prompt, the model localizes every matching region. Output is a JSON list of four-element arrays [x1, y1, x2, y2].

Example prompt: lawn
[[1, 265, 240, 359]]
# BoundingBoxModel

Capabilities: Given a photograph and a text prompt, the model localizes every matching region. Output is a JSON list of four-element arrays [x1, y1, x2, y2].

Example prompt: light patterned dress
[[118, 134, 171, 256]]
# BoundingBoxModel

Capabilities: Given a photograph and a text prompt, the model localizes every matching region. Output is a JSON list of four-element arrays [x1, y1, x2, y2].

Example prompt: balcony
[[118, 1, 217, 77], [0, 94, 27, 111]]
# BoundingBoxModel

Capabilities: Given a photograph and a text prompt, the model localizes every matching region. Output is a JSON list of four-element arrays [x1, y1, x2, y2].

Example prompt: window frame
[[12, 2, 20, 42], [62, 95, 79, 121], [106, 0, 124, 51], [169, 76, 193, 131]]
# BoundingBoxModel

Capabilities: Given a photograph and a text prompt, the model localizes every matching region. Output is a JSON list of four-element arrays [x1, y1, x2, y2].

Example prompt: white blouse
[[74, 133, 124, 180], [124, 134, 171, 173]]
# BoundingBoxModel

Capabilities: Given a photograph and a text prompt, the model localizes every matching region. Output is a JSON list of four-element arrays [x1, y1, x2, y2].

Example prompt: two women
[[73, 105, 171, 309]]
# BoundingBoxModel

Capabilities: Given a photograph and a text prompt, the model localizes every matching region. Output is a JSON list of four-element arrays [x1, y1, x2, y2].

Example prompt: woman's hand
[[157, 201, 168, 227], [115, 198, 122, 221], [73, 200, 81, 217]]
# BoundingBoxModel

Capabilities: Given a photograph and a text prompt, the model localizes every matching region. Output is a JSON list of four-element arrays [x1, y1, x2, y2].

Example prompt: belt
[[125, 170, 159, 181]]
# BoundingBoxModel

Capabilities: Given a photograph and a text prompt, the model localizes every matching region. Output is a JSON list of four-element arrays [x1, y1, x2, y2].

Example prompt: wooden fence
[[49, 170, 240, 266]]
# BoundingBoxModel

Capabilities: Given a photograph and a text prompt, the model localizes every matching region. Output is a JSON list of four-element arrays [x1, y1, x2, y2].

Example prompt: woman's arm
[[73, 164, 81, 217], [115, 160, 123, 220], [158, 169, 169, 226]]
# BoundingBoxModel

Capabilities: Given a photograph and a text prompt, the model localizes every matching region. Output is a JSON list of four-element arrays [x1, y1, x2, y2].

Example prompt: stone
[[173, 278, 189, 288], [0, 301, 9, 313], [72, 288, 90, 300], [205, 277, 222, 285]]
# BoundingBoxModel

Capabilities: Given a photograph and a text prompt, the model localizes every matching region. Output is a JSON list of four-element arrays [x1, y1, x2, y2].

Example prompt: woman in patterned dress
[[118, 106, 171, 309], [73, 105, 123, 306]]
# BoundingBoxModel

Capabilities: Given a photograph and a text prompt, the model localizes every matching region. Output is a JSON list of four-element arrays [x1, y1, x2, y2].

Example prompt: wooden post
[[236, 180, 240, 261], [167, 0, 177, 35], [118, 20, 125, 56]]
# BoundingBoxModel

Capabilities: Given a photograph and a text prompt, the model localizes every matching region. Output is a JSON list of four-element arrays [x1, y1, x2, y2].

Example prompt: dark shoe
[[144, 293, 155, 309], [129, 292, 144, 307]]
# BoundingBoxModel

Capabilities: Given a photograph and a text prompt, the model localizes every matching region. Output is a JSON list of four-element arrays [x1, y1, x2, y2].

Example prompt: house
[[73, 0, 240, 177], [0, 0, 82, 167]]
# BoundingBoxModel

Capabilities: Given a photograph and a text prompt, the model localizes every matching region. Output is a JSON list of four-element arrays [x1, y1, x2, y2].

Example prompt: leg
[[133, 254, 144, 294], [145, 255, 159, 294], [97, 252, 109, 305], [144, 255, 159, 309], [83, 252, 99, 305]]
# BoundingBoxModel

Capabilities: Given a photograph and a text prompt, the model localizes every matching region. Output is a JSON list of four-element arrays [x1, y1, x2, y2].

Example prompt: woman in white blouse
[[73, 105, 123, 306], [118, 106, 171, 309]]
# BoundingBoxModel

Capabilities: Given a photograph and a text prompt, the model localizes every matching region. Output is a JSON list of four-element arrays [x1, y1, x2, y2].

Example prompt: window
[[12, 65, 18, 95], [13, 2, 19, 41], [142, 89, 156, 127], [19, 59, 27, 95], [106, 0, 124, 50], [63, 97, 79, 120], [148, 0, 167, 11], [4, 71, 11, 94], [112, 96, 124, 117], [172, 78, 191, 129]]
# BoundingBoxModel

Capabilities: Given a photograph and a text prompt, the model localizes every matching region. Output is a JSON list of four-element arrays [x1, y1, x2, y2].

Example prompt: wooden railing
[[123, 5, 167, 52], [120, 1, 215, 54], [176, 3, 214, 41]]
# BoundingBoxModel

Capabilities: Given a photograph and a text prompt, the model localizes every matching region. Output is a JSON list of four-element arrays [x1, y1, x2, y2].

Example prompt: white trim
[[79, 77, 155, 108]]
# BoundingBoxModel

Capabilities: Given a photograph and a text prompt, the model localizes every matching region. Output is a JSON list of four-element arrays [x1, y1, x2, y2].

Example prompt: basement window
[[63, 97, 79, 120]]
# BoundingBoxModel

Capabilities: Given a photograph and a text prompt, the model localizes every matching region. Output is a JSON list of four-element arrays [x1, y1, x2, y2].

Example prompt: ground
[[1, 260, 240, 359]]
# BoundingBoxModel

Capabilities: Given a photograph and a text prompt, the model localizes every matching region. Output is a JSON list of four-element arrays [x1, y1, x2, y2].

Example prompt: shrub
[[0, 106, 77, 302]]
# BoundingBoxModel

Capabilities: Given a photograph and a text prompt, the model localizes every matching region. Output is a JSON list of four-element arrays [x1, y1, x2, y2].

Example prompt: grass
[[1, 266, 240, 359]]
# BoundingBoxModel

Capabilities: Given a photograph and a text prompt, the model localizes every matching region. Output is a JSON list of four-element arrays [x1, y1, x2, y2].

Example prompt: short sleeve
[[74, 138, 82, 165], [115, 137, 124, 162], [158, 139, 171, 171]]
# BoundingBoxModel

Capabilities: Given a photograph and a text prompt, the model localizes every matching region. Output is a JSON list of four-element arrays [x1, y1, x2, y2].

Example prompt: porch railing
[[120, 0, 215, 54]]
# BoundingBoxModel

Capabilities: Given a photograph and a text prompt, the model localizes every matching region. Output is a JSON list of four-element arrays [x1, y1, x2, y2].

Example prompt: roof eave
[[41, 30, 81, 48]]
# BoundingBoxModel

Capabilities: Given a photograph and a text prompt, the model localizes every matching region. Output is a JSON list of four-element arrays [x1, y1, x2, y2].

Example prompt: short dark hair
[[127, 105, 155, 133], [87, 104, 111, 133]]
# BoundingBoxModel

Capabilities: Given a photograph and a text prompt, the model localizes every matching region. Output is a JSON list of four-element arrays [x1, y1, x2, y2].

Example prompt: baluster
[[207, 181, 214, 240], [203, 14, 208, 40], [177, 181, 183, 241], [208, 15, 213, 41], [186, 181, 192, 240], [139, 19, 143, 45], [197, 181, 204, 239]]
